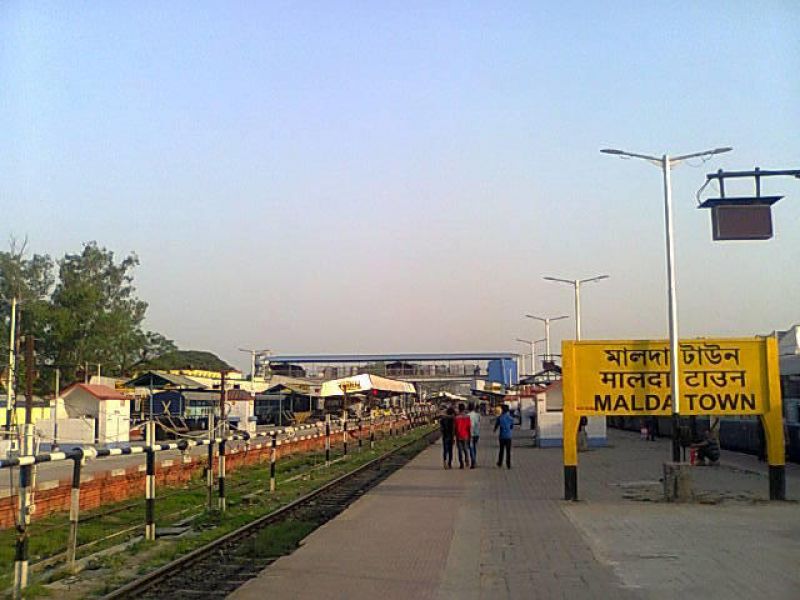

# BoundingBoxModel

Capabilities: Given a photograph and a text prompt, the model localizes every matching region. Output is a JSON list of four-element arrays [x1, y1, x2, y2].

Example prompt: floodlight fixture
[[698, 168, 800, 241]]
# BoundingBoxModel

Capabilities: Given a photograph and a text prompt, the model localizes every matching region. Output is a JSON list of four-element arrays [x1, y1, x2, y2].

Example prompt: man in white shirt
[[468, 402, 481, 468]]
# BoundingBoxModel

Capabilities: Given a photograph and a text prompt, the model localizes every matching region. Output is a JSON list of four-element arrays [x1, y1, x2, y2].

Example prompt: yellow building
[[0, 395, 51, 429]]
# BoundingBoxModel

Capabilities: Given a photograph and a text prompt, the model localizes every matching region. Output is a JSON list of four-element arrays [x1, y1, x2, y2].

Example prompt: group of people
[[439, 402, 515, 469]]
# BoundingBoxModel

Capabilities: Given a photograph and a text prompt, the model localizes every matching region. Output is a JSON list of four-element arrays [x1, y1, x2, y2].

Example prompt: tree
[[48, 241, 175, 383], [0, 238, 54, 396], [137, 350, 233, 373], [0, 239, 179, 394], [0, 237, 54, 336]]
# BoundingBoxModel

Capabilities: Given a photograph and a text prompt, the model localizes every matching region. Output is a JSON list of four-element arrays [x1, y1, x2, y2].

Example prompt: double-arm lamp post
[[600, 146, 732, 462], [514, 337, 546, 376], [542, 275, 609, 341], [524, 314, 569, 364]]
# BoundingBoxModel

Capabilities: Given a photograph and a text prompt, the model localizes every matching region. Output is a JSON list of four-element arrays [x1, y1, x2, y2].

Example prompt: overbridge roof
[[266, 352, 519, 363]]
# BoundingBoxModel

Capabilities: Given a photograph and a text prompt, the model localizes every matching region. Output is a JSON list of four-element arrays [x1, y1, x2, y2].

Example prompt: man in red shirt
[[454, 403, 472, 469]]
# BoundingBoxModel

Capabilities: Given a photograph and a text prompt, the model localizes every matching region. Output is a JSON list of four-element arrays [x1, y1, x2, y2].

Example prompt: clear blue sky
[[2, 2, 799, 371]]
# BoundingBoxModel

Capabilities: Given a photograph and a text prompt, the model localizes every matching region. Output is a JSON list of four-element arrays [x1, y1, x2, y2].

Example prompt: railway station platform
[[231, 422, 800, 600]]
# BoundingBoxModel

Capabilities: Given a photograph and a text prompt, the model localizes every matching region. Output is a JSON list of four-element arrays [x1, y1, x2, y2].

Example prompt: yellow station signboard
[[563, 338, 777, 416], [561, 336, 785, 501]]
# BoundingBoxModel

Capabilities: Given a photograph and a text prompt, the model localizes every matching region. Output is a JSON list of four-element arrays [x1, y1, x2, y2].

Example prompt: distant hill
[[139, 350, 234, 372]]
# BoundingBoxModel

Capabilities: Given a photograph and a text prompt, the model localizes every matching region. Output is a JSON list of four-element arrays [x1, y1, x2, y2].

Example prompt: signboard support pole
[[563, 342, 579, 500], [764, 337, 786, 500], [769, 465, 785, 501]]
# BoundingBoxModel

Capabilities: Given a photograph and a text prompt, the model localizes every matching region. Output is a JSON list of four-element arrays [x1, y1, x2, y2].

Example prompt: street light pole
[[525, 314, 569, 363], [514, 338, 534, 376], [543, 275, 609, 341], [662, 153, 681, 462], [238, 348, 270, 391], [515, 338, 547, 375], [601, 146, 731, 462], [532, 338, 545, 374], [575, 281, 581, 341], [6, 297, 16, 433]]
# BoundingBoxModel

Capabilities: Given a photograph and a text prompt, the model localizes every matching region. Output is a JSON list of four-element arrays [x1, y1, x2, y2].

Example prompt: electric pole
[[5, 297, 17, 432]]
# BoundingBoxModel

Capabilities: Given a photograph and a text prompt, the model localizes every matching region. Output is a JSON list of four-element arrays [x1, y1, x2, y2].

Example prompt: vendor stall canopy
[[321, 374, 416, 397]]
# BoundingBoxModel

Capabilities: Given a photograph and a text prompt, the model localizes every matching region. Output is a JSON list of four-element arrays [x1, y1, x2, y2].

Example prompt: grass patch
[[243, 519, 319, 558]]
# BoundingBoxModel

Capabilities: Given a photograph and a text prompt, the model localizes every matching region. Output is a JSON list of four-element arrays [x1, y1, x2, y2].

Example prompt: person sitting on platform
[[692, 429, 720, 466]]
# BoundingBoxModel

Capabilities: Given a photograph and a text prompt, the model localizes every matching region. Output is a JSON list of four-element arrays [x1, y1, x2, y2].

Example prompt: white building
[[533, 381, 607, 448], [60, 383, 131, 445]]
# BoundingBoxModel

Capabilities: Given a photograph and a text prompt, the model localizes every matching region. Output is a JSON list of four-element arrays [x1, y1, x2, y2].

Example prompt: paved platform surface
[[231, 423, 800, 600]]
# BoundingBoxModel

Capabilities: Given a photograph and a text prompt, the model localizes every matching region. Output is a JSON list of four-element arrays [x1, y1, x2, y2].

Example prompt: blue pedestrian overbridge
[[257, 352, 520, 386]]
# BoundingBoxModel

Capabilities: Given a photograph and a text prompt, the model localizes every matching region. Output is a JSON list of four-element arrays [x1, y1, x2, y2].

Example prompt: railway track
[[101, 427, 439, 600]]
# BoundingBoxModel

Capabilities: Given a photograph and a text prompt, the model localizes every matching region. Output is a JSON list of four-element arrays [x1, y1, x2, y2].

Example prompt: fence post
[[13, 422, 36, 598], [206, 439, 215, 511], [218, 438, 227, 512], [66, 449, 84, 571], [13, 463, 30, 597], [358, 418, 363, 452], [270, 432, 277, 493], [343, 416, 348, 456], [145, 445, 156, 541], [325, 415, 331, 466], [370, 415, 375, 450]]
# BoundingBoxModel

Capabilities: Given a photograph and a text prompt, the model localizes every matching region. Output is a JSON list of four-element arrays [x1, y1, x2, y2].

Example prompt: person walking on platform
[[454, 403, 472, 469], [646, 416, 658, 442], [494, 404, 514, 469], [440, 407, 455, 469], [578, 416, 589, 452], [468, 402, 480, 468]]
